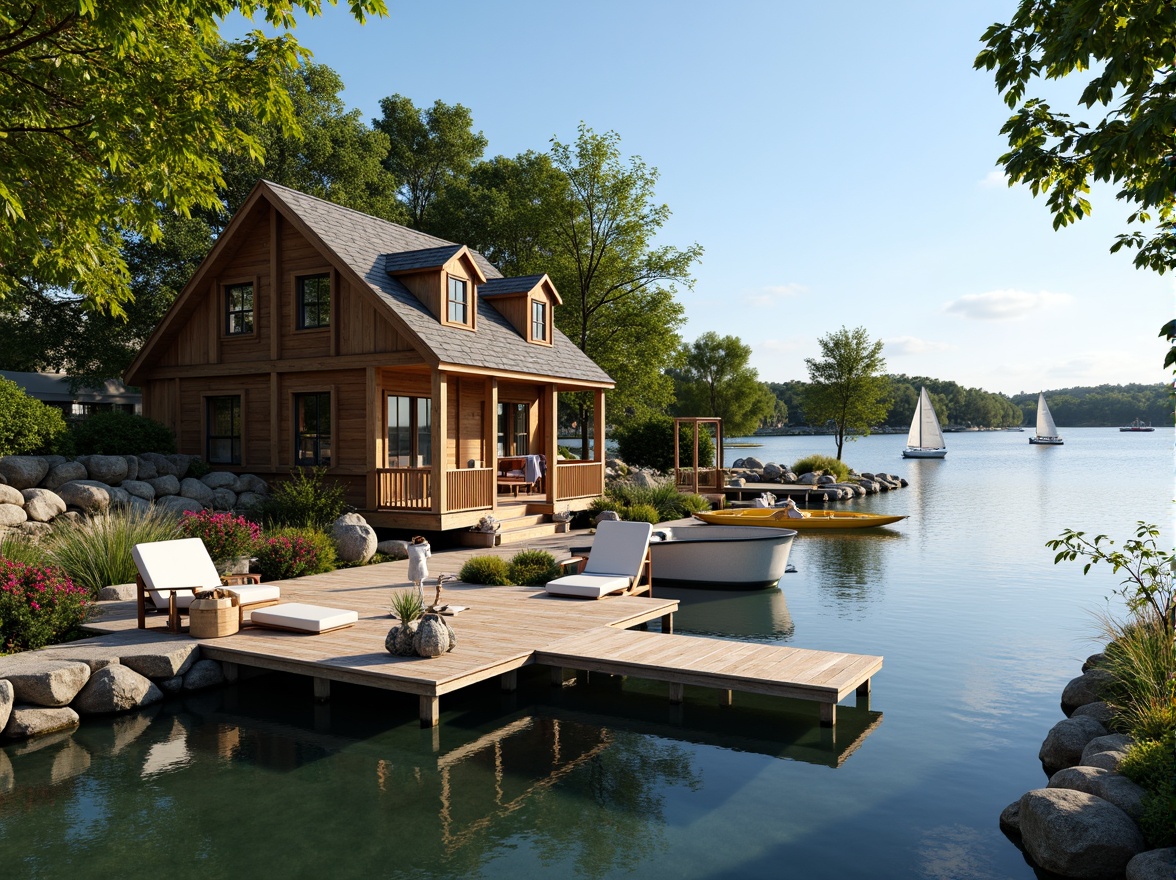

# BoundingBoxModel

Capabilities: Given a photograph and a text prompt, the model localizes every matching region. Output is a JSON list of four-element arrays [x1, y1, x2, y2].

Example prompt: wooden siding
[[398, 271, 441, 321]]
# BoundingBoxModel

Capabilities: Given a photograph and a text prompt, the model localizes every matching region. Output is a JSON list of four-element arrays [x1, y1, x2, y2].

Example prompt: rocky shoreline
[[726, 457, 909, 502], [999, 651, 1175, 879]]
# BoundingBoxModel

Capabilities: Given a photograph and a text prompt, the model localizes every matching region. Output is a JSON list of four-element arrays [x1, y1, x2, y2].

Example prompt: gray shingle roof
[[264, 182, 612, 386], [480, 275, 546, 297], [383, 245, 464, 274]]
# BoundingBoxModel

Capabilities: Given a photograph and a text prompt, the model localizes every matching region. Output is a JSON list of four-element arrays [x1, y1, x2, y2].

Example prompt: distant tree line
[[1009, 385, 1170, 427]]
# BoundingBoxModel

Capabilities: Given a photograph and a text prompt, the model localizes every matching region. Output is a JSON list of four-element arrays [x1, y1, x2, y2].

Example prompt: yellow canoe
[[693, 509, 907, 529]]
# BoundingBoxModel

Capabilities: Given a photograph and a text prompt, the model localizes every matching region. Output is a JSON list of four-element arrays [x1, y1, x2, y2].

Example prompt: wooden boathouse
[[124, 181, 613, 533]]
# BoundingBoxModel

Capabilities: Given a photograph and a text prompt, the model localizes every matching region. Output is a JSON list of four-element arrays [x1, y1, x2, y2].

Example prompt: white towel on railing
[[523, 455, 544, 484]]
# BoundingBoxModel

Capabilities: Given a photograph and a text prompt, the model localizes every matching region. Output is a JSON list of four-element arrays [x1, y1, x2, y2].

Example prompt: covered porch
[[362, 365, 608, 530]]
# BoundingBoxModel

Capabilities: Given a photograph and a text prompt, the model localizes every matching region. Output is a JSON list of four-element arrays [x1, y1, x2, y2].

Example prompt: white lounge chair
[[133, 537, 281, 631], [545, 520, 654, 599]]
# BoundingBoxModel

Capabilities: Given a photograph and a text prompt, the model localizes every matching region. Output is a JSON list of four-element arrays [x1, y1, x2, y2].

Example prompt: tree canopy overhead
[[974, 0, 1176, 367], [0, 0, 386, 316]]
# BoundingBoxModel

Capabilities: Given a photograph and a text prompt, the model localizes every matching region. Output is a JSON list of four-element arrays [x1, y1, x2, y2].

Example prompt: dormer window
[[297, 273, 330, 329], [531, 300, 547, 341], [447, 276, 468, 324]]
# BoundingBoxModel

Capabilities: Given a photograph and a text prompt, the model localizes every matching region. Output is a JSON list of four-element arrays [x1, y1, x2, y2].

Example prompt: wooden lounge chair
[[545, 520, 653, 599], [133, 537, 281, 632]]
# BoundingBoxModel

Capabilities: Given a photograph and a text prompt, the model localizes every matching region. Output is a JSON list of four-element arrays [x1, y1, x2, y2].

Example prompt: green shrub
[[0, 377, 69, 455], [625, 503, 660, 524], [0, 531, 49, 568], [602, 484, 711, 522], [66, 410, 176, 455], [184, 458, 211, 479], [0, 559, 91, 653], [792, 453, 850, 481], [613, 415, 715, 472], [252, 467, 350, 529], [178, 510, 260, 562], [507, 550, 562, 586], [588, 496, 626, 519], [458, 555, 510, 585], [1120, 731, 1176, 847], [45, 507, 181, 592], [677, 493, 713, 514], [254, 527, 336, 581], [558, 445, 578, 460]]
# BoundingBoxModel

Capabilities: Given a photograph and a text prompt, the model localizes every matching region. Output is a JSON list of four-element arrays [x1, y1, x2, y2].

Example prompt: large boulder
[[147, 474, 180, 497], [1082, 652, 1107, 672], [0, 456, 49, 490], [210, 488, 237, 510], [1126, 848, 1176, 880], [0, 503, 27, 527], [3, 705, 80, 740], [155, 495, 203, 516], [762, 462, 784, 480], [138, 452, 176, 478], [1039, 715, 1109, 775], [1062, 668, 1116, 715], [182, 659, 226, 691], [1018, 788, 1146, 879], [119, 480, 156, 502], [1048, 766, 1147, 822], [201, 471, 240, 491], [166, 454, 193, 477], [796, 472, 821, 485], [119, 644, 199, 680], [71, 665, 163, 715], [0, 680, 11, 731], [377, 539, 409, 559], [56, 479, 113, 513], [3, 661, 91, 707], [1071, 701, 1116, 728], [20, 488, 65, 522], [238, 474, 269, 494], [134, 456, 159, 480], [0, 483, 24, 506], [77, 454, 129, 484], [42, 460, 87, 491], [742, 457, 764, 470], [1081, 733, 1135, 772], [236, 491, 266, 510], [121, 455, 139, 482], [999, 799, 1022, 838], [179, 477, 214, 506], [332, 513, 377, 564]]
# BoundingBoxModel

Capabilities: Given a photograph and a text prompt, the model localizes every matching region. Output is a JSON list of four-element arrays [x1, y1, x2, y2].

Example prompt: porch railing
[[445, 467, 494, 512], [555, 460, 604, 501], [375, 467, 494, 512]]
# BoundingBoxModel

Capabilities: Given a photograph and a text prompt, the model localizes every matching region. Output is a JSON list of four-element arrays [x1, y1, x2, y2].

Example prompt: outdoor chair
[[545, 520, 654, 599], [133, 537, 281, 632]]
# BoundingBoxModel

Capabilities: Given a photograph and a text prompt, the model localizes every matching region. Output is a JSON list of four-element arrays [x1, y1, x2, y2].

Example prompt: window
[[531, 300, 547, 341], [447, 276, 468, 324], [387, 396, 431, 467], [225, 283, 254, 335], [207, 396, 242, 465], [297, 274, 331, 329], [295, 393, 331, 466], [497, 402, 529, 456]]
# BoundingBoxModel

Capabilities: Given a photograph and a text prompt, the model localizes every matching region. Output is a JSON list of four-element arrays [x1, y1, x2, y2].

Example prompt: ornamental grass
[[45, 507, 181, 592]]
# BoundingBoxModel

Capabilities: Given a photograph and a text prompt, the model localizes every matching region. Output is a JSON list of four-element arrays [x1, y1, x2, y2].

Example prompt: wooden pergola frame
[[673, 417, 724, 496]]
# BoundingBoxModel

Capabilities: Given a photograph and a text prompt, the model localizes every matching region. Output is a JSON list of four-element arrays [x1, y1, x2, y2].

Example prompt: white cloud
[[756, 337, 808, 354], [743, 283, 806, 307], [978, 169, 1009, 189], [944, 289, 1071, 321], [884, 335, 952, 355]]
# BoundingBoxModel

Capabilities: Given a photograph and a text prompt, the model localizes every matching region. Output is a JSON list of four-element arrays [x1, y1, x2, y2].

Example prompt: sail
[[906, 387, 945, 449], [1036, 393, 1058, 438]]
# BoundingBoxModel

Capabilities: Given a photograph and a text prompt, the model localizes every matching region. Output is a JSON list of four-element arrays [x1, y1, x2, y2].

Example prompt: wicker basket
[[189, 595, 240, 638]]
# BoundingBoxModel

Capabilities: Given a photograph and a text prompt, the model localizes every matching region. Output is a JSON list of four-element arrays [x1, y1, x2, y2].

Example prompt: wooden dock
[[85, 540, 881, 730]]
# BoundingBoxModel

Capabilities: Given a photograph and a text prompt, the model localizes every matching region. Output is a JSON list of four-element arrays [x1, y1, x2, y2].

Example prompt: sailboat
[[901, 387, 947, 458], [1029, 392, 1064, 445]]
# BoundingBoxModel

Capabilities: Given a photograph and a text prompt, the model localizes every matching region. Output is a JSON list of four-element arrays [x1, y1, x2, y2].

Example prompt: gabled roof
[[262, 182, 611, 385], [383, 245, 464, 274], [480, 275, 547, 296]]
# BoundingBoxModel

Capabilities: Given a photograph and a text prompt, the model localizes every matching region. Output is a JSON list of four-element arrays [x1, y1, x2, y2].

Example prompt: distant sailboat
[[1029, 392, 1063, 445], [1119, 418, 1155, 432], [902, 387, 947, 458]]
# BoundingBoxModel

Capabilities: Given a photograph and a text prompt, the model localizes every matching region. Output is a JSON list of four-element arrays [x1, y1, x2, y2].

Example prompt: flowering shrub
[[0, 558, 91, 653], [179, 510, 260, 561], [254, 527, 336, 581]]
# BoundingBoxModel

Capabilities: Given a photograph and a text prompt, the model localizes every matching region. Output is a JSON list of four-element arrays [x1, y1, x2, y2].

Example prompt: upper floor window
[[295, 392, 331, 467], [207, 396, 241, 465], [531, 300, 547, 341], [298, 273, 331, 329], [447, 276, 468, 324], [225, 283, 253, 335]]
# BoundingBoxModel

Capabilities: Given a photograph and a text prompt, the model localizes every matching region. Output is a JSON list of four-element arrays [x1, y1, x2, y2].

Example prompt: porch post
[[593, 389, 606, 463], [545, 385, 559, 505], [487, 377, 498, 511], [432, 370, 447, 515], [366, 366, 379, 510]]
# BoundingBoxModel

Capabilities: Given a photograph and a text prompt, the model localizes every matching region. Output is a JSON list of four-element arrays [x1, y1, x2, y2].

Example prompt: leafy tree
[[372, 94, 487, 229], [975, 2, 1176, 368], [803, 326, 889, 460], [1010, 383, 1170, 426], [547, 126, 703, 451], [0, 0, 386, 316], [669, 332, 776, 437], [767, 381, 808, 426], [613, 415, 714, 472], [0, 378, 68, 455]]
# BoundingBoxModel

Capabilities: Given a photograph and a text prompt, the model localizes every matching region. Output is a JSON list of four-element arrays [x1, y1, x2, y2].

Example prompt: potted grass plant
[[385, 588, 425, 656]]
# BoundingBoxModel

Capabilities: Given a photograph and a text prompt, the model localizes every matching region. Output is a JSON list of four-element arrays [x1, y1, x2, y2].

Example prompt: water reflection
[[657, 586, 795, 642], [797, 531, 904, 606]]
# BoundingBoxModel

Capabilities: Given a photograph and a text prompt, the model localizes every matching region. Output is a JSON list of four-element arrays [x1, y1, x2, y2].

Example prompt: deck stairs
[[455, 501, 571, 548]]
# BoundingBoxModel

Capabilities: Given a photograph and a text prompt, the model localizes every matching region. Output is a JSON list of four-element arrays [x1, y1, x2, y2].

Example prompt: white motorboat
[[1029, 392, 1064, 445], [648, 524, 796, 590], [901, 386, 947, 458]]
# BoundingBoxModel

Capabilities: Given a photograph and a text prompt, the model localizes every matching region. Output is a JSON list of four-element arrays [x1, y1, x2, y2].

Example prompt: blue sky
[[223, 1, 1171, 395]]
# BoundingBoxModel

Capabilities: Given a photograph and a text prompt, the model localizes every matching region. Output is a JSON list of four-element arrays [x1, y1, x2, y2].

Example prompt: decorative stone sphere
[[385, 621, 419, 656], [414, 614, 455, 658]]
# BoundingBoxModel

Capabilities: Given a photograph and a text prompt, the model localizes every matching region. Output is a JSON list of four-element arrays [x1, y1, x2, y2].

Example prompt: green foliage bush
[[0, 559, 91, 653], [558, 445, 578, 460], [600, 484, 713, 524], [625, 503, 660, 524], [254, 527, 337, 581], [252, 467, 349, 529], [792, 453, 850, 482], [613, 415, 715, 472], [179, 510, 260, 561], [184, 458, 211, 479], [1120, 731, 1176, 847], [507, 550, 562, 586], [0, 377, 69, 455], [458, 555, 510, 586], [45, 508, 181, 592], [66, 410, 176, 455]]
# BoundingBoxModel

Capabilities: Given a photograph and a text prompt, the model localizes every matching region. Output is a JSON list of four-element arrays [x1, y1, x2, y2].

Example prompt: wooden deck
[[86, 535, 881, 729]]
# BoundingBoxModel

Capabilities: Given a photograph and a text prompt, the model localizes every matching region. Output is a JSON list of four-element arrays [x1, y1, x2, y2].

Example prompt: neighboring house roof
[[0, 371, 141, 404], [262, 182, 612, 385]]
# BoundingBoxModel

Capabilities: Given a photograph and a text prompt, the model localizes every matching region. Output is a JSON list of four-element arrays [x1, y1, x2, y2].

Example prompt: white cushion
[[582, 521, 652, 578], [249, 603, 358, 633], [544, 574, 631, 599], [226, 585, 281, 604], [134, 538, 222, 608]]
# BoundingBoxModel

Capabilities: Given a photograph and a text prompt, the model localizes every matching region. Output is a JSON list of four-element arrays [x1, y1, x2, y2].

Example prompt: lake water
[[1, 428, 1171, 879]]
